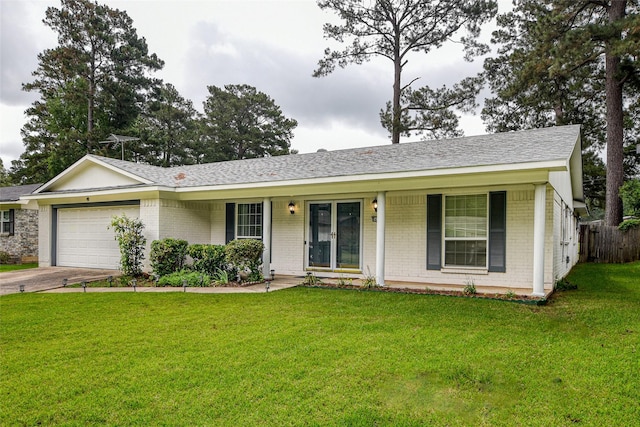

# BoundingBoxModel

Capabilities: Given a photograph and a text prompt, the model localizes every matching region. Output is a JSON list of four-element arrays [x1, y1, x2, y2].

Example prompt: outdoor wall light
[[372, 198, 378, 212], [288, 201, 295, 214]]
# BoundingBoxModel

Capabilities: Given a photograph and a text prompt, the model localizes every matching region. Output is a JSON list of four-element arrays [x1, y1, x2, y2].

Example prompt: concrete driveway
[[0, 267, 119, 295]]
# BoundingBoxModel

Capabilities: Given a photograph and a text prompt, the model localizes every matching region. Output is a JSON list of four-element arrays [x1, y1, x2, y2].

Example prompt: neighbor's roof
[[87, 125, 581, 189], [0, 183, 43, 202]]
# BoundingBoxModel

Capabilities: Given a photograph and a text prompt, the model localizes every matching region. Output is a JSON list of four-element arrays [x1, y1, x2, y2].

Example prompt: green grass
[[0, 262, 38, 273], [1, 262, 638, 426]]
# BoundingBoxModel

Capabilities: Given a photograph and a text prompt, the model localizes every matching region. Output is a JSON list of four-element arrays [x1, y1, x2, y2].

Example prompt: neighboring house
[[0, 183, 42, 263], [23, 125, 585, 296]]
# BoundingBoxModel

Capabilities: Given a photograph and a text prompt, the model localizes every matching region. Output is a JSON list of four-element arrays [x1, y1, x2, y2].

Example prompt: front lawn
[[1, 262, 638, 426], [0, 262, 38, 273]]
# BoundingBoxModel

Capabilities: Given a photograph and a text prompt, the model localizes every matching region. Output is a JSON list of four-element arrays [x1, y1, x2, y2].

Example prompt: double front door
[[307, 201, 361, 270]]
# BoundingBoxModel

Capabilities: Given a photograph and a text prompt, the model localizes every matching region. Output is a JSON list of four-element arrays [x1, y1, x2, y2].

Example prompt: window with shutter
[[428, 192, 507, 272], [0, 210, 14, 236]]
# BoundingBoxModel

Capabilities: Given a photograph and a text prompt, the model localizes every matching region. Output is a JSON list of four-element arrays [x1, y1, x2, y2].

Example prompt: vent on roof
[[317, 148, 327, 152]]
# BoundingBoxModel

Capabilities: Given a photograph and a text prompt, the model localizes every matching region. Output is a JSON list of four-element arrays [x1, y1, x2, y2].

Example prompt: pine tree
[[483, 0, 640, 224], [13, 0, 163, 183], [199, 85, 297, 162], [314, 0, 497, 143]]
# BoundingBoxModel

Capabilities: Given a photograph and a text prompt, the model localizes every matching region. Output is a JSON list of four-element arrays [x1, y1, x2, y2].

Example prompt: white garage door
[[57, 205, 140, 269]]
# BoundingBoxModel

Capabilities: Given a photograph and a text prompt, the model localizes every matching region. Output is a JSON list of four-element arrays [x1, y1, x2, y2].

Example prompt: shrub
[[150, 238, 189, 277], [361, 267, 378, 289], [211, 269, 230, 286], [188, 244, 227, 276], [109, 214, 146, 277], [0, 250, 10, 264], [555, 278, 578, 291], [301, 272, 322, 286], [618, 218, 640, 231], [620, 179, 640, 217], [225, 239, 264, 281], [463, 278, 477, 295], [158, 270, 211, 287]]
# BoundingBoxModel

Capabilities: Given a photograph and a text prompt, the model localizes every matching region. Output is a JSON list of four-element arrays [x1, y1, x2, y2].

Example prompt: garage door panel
[[57, 205, 139, 269]]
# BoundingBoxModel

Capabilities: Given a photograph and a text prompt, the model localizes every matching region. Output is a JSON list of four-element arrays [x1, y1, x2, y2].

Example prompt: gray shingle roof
[[0, 183, 43, 201], [92, 125, 580, 188]]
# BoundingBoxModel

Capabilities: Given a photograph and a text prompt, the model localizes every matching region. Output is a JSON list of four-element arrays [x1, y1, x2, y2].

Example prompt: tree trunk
[[392, 59, 402, 144], [604, 0, 626, 226], [87, 59, 95, 154]]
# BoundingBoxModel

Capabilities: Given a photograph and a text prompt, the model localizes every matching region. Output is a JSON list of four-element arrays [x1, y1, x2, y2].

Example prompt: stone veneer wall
[[0, 209, 39, 262]]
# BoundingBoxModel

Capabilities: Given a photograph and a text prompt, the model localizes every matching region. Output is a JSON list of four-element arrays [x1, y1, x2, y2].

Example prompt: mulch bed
[[299, 282, 548, 305]]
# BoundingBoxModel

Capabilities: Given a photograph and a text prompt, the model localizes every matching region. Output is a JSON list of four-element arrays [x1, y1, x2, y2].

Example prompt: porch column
[[532, 184, 546, 296], [376, 192, 386, 286], [262, 197, 271, 279]]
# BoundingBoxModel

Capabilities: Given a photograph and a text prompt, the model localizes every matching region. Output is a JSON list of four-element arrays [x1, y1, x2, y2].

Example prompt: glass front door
[[307, 201, 361, 270]]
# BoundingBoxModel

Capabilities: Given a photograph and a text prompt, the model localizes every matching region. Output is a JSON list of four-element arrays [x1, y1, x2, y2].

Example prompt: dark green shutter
[[488, 191, 506, 272], [225, 203, 235, 244], [8, 209, 15, 236], [426, 194, 442, 270]]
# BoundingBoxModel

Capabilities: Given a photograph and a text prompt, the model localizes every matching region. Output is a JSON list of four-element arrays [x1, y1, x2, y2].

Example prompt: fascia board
[[22, 185, 173, 202], [34, 155, 153, 194], [175, 160, 567, 195], [569, 135, 585, 201]]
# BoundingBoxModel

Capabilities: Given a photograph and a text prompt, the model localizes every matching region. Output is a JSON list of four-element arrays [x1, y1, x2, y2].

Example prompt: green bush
[[150, 238, 189, 277], [158, 270, 211, 287], [188, 244, 227, 276], [109, 215, 146, 277], [0, 250, 10, 264], [225, 239, 264, 282], [618, 218, 640, 231], [620, 179, 640, 217]]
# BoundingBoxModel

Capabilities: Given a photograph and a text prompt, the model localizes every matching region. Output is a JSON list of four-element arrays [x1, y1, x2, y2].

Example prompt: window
[[236, 203, 262, 239], [444, 195, 487, 268], [1, 210, 13, 235]]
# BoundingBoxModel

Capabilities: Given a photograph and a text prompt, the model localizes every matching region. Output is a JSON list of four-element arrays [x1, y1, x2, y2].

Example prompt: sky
[[0, 0, 510, 168]]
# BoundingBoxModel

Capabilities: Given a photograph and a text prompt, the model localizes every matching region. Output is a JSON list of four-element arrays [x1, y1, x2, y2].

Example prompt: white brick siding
[[271, 200, 305, 275]]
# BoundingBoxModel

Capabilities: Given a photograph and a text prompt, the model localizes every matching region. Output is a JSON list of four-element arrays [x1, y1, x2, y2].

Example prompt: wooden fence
[[579, 224, 640, 263]]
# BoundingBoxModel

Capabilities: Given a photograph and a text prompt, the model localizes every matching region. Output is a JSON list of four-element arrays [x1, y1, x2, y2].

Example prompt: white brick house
[[24, 125, 585, 296]]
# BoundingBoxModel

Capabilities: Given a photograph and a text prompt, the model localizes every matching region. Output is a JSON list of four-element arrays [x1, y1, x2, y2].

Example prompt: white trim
[[172, 160, 567, 195], [375, 192, 386, 286], [532, 184, 547, 296], [305, 199, 363, 272], [442, 193, 489, 269], [262, 198, 271, 278]]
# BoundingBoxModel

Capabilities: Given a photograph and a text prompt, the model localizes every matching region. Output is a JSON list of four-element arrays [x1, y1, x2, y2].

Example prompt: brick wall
[[0, 209, 38, 262], [381, 187, 557, 291], [157, 199, 211, 243]]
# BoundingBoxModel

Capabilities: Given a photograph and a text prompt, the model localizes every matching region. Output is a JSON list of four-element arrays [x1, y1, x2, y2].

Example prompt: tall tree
[[313, 0, 497, 144], [14, 0, 163, 183], [0, 159, 12, 186], [199, 84, 297, 163], [134, 83, 199, 167], [483, 0, 640, 225]]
